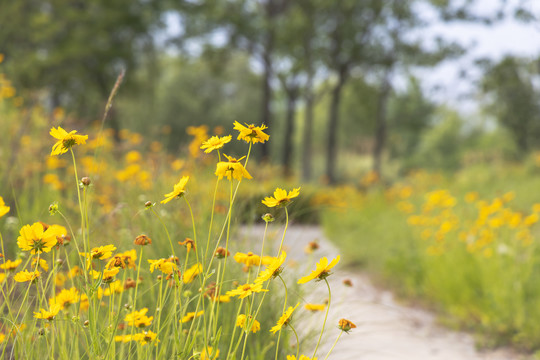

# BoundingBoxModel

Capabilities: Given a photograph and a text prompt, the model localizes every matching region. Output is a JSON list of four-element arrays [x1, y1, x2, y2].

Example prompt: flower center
[[63, 137, 77, 148]]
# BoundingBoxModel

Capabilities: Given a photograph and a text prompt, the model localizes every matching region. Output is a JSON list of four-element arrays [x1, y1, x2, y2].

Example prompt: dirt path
[[240, 225, 524, 360]]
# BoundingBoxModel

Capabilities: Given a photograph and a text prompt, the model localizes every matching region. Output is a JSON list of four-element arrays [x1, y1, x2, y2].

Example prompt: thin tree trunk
[[282, 87, 298, 177], [302, 63, 314, 182], [260, 28, 275, 162], [372, 71, 392, 177], [325, 68, 347, 184], [302, 87, 314, 182]]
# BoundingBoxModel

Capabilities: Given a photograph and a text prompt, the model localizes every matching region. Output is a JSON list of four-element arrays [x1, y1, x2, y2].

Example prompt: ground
[[241, 225, 524, 360]]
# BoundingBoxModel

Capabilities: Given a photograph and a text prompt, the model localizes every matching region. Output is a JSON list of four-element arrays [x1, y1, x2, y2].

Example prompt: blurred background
[[2, 0, 539, 183], [4, 0, 540, 354]]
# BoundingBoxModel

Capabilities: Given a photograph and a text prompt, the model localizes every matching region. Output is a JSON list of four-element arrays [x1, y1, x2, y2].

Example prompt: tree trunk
[[372, 71, 392, 178], [282, 87, 298, 177], [259, 25, 275, 162], [325, 68, 347, 184], [302, 84, 314, 182], [302, 59, 314, 182]]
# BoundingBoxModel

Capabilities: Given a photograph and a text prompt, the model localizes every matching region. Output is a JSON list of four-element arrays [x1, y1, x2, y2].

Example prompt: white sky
[[419, 0, 540, 110]]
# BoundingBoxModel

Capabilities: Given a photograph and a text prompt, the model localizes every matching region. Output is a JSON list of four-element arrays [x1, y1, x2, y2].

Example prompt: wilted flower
[[178, 238, 195, 252], [338, 318, 357, 332], [215, 247, 230, 259], [134, 234, 152, 246]]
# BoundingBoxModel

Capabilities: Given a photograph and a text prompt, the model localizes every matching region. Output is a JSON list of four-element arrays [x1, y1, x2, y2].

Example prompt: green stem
[[204, 179, 221, 261], [290, 324, 300, 360], [323, 331, 343, 360], [150, 208, 175, 257], [277, 207, 289, 256], [312, 278, 332, 359], [274, 274, 289, 360]]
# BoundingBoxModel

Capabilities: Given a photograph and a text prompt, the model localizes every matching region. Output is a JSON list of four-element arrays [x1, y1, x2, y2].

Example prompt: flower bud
[[81, 177, 91, 186]]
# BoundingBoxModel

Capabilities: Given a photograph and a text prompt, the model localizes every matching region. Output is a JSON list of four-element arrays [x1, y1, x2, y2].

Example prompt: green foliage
[[0, 0, 162, 118], [117, 53, 262, 152], [323, 166, 540, 351], [480, 56, 540, 152], [407, 107, 464, 171]]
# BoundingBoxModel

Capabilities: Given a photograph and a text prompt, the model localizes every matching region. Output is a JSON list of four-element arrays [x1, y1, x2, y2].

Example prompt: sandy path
[[240, 225, 523, 360]]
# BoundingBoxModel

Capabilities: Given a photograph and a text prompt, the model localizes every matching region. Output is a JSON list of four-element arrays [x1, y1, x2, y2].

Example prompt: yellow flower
[[200, 347, 219, 360], [132, 330, 159, 345], [114, 334, 133, 343], [213, 295, 231, 303], [14, 270, 40, 282], [69, 265, 83, 278], [181, 310, 204, 323], [49, 287, 80, 309], [50, 126, 88, 156], [80, 245, 116, 269], [215, 154, 252, 182], [255, 252, 287, 284], [297, 256, 340, 284], [148, 258, 178, 274], [226, 282, 268, 299], [0, 258, 22, 270], [270, 303, 299, 334], [200, 135, 232, 153], [0, 196, 9, 218], [92, 267, 120, 283], [304, 303, 326, 312], [32, 257, 49, 272], [104, 280, 124, 296], [233, 121, 270, 144], [125, 308, 154, 328], [338, 318, 357, 332], [286, 356, 316, 360], [234, 252, 261, 267], [34, 304, 61, 321], [183, 263, 202, 283], [236, 314, 260, 333], [262, 188, 300, 208], [161, 176, 189, 204], [17, 222, 59, 254], [0, 333, 4, 343]]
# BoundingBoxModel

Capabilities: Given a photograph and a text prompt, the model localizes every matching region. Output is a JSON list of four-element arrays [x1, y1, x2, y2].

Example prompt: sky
[[162, 0, 540, 113], [419, 0, 540, 111]]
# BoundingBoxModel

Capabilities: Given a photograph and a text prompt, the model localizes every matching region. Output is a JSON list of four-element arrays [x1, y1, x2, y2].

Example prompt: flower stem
[[312, 278, 332, 359], [277, 207, 289, 256], [290, 323, 300, 360], [323, 331, 344, 360]]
